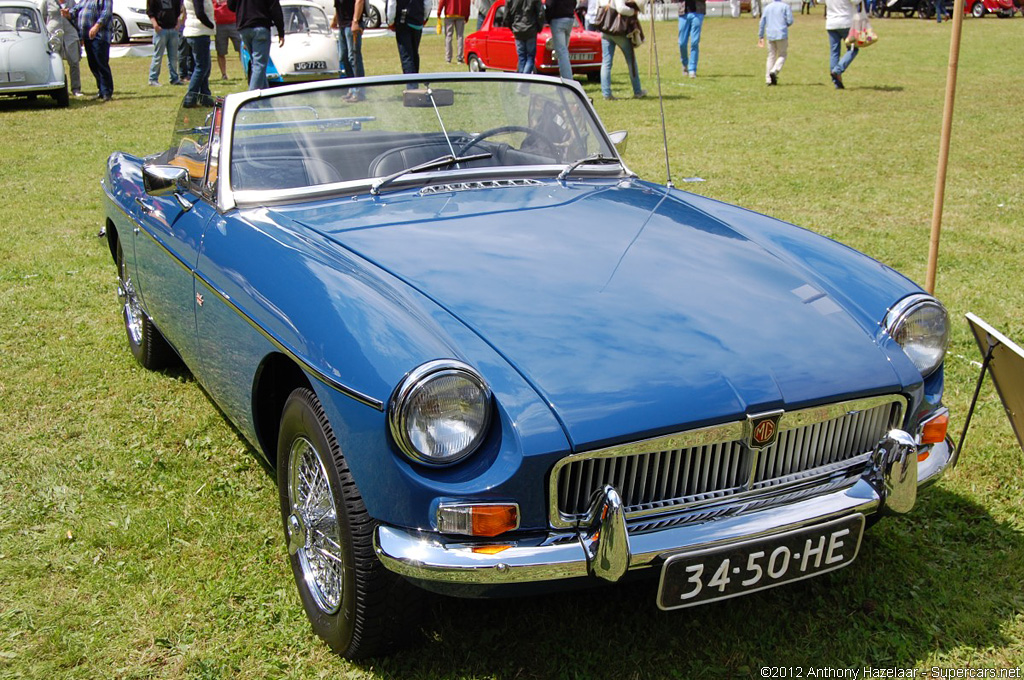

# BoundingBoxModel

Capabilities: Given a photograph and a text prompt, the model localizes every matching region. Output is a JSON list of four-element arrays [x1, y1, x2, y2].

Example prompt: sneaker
[[633, 89, 647, 98], [688, 71, 696, 79], [148, 80, 162, 87], [830, 71, 844, 89], [170, 80, 184, 86], [221, 74, 228, 80], [603, 93, 617, 100], [681, 64, 688, 75], [72, 90, 83, 97], [769, 72, 777, 85]]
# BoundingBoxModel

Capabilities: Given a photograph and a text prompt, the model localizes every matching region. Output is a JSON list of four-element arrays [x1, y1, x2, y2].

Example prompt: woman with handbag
[[596, 0, 646, 100], [824, 0, 860, 89]]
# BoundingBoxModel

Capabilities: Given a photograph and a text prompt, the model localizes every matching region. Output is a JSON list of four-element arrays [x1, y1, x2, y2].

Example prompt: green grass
[[1, 13, 1023, 679]]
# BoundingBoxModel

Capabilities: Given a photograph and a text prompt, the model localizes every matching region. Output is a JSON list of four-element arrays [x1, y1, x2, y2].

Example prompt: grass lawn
[[1, 11, 1023, 679]]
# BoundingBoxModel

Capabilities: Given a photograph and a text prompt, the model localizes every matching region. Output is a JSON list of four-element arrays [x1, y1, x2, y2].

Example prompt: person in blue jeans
[[229, 0, 284, 90], [503, 0, 543, 74], [386, 0, 431, 82], [546, 0, 576, 80], [75, 0, 114, 100], [677, 0, 704, 78], [333, 0, 365, 100], [147, 0, 183, 85], [596, 0, 645, 99], [183, 0, 215, 105], [824, 0, 858, 89]]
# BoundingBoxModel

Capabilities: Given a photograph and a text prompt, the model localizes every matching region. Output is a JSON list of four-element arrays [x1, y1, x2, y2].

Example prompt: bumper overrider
[[374, 430, 954, 593]]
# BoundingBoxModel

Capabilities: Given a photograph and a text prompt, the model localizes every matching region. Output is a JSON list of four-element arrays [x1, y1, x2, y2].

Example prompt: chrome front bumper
[[374, 431, 953, 588]]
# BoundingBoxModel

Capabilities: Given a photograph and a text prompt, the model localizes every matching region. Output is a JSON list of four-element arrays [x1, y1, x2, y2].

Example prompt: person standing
[[48, 0, 83, 96], [147, 0, 183, 86], [596, 0, 645, 99], [386, 0, 431, 78], [546, 0, 575, 80], [182, 0, 214, 106], [677, 0, 704, 78], [934, 0, 946, 20], [474, 0, 494, 28], [436, 0, 470, 64], [75, 0, 114, 100], [824, 0, 858, 89], [503, 0, 543, 74], [213, 0, 241, 79], [229, 0, 284, 90], [332, 0, 365, 100], [757, 0, 792, 85]]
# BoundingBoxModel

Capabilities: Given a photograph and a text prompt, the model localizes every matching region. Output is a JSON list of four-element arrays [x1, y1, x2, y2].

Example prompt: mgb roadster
[[102, 73, 954, 658]]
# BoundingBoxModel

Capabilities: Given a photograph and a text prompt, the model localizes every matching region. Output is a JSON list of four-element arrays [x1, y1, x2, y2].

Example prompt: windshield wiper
[[557, 154, 624, 181], [369, 152, 492, 196]]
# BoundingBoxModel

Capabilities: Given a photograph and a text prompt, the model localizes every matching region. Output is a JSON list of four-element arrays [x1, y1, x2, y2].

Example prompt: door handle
[[134, 196, 157, 216]]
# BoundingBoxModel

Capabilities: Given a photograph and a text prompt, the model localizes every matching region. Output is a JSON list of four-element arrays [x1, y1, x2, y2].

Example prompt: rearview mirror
[[404, 88, 455, 107]]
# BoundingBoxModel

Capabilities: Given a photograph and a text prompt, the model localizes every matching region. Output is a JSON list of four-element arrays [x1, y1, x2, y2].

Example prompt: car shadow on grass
[[365, 485, 1023, 677]]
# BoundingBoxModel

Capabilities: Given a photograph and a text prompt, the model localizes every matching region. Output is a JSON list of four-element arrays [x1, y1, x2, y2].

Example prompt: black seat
[[232, 155, 342, 191], [367, 143, 459, 177]]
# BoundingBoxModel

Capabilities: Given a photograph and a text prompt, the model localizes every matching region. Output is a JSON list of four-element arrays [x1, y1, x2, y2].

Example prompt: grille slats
[[554, 398, 901, 523]]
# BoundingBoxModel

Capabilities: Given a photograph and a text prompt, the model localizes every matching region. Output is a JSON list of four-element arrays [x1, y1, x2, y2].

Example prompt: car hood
[[291, 180, 906, 450]]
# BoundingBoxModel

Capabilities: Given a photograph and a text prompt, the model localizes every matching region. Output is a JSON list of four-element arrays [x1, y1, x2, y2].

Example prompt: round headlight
[[389, 360, 492, 466], [884, 294, 949, 378]]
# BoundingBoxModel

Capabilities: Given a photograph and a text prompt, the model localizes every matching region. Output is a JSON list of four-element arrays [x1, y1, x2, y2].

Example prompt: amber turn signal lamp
[[921, 413, 948, 445], [436, 503, 520, 537]]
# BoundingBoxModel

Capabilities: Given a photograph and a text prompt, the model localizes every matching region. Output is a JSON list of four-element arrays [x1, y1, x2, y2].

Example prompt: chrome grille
[[550, 395, 904, 528]]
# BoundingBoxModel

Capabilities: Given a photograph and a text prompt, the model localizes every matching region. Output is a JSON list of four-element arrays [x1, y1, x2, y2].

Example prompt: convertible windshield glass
[[228, 78, 615, 193]]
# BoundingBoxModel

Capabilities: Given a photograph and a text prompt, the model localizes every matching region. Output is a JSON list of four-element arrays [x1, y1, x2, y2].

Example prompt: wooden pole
[[926, 0, 966, 294]]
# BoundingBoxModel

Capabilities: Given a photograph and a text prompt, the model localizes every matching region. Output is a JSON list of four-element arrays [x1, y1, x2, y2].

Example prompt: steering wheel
[[457, 125, 560, 159]]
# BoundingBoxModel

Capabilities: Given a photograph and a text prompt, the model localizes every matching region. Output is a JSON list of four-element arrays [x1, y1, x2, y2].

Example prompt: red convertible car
[[464, 0, 602, 81]]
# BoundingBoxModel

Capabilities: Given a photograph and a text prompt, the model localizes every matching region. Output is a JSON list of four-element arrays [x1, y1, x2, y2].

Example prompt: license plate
[[656, 514, 864, 610], [569, 52, 595, 62], [294, 61, 327, 71]]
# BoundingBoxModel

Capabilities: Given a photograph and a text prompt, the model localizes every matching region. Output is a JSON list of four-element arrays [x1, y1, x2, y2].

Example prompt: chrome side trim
[[106, 184, 384, 410], [548, 395, 907, 529], [194, 275, 384, 410]]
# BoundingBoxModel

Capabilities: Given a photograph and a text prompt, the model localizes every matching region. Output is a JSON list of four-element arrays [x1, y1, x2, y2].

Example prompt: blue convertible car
[[102, 73, 954, 658]]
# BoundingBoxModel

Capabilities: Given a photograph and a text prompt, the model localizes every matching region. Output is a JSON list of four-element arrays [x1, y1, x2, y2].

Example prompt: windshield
[[228, 77, 617, 194], [0, 7, 41, 32], [283, 4, 331, 34]]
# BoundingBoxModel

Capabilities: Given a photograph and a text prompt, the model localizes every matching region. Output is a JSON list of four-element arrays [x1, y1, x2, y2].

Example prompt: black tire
[[277, 388, 421, 659], [971, 1, 985, 15], [53, 78, 69, 108], [364, 4, 381, 28], [110, 14, 127, 44], [116, 240, 177, 369], [586, 71, 600, 83], [467, 53, 485, 72]]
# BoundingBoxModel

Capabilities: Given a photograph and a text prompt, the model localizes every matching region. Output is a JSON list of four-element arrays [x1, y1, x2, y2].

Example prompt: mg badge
[[747, 411, 783, 449]]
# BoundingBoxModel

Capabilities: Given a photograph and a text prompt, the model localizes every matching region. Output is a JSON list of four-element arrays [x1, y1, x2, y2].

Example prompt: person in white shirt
[[824, 0, 858, 89]]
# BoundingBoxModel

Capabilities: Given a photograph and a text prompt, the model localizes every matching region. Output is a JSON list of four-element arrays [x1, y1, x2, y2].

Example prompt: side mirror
[[608, 130, 628, 155], [143, 164, 190, 197]]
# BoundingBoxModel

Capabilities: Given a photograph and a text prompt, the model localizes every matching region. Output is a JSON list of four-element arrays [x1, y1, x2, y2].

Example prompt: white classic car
[[0, 0, 68, 106], [110, 0, 154, 44], [240, 0, 341, 84]]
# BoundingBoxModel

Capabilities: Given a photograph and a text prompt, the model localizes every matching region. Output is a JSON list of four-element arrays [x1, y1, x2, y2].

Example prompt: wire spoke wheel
[[288, 435, 345, 614]]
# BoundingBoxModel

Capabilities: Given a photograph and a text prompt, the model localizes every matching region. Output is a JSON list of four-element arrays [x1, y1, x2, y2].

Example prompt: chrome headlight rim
[[388, 359, 493, 467], [884, 293, 949, 378]]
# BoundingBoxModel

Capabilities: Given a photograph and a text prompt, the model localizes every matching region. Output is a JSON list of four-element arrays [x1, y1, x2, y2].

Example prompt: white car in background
[[311, 0, 385, 29], [0, 0, 68, 106], [241, 0, 341, 83], [110, 0, 154, 43]]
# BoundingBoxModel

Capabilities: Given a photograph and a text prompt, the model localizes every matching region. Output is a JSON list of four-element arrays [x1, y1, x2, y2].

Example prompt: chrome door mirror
[[608, 130, 628, 155], [143, 165, 190, 198]]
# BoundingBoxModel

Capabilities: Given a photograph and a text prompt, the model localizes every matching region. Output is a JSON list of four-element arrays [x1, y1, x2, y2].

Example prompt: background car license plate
[[569, 53, 595, 62], [295, 61, 327, 71], [656, 514, 864, 610]]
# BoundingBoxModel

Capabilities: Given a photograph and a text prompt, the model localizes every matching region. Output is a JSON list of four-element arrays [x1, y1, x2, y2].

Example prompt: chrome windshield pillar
[[580, 485, 630, 582]]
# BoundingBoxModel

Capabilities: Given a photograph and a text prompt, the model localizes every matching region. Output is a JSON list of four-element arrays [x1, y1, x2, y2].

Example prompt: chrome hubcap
[[287, 436, 344, 615]]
